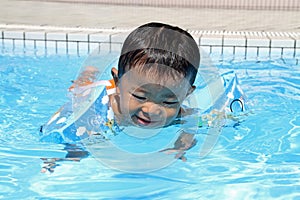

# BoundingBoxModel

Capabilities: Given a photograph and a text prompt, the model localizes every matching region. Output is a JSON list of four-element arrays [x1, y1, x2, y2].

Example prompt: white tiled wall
[[0, 25, 299, 59]]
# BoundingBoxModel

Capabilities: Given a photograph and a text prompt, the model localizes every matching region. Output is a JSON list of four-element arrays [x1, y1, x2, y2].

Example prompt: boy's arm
[[159, 107, 198, 161]]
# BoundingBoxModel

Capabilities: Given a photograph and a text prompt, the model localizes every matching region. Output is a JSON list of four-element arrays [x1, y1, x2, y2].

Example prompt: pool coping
[[1, 24, 300, 58]]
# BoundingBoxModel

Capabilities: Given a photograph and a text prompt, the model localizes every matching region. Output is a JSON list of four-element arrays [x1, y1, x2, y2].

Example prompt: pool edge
[[1, 24, 299, 58]]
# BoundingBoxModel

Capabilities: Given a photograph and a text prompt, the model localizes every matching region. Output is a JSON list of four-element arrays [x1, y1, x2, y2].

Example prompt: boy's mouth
[[132, 115, 159, 127]]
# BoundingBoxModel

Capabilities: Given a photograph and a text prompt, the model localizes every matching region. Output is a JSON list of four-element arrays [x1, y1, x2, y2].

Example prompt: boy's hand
[[40, 158, 60, 173], [159, 131, 197, 162], [40, 144, 89, 173], [40, 157, 81, 173]]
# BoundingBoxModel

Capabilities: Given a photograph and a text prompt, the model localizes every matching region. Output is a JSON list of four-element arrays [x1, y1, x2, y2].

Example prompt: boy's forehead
[[120, 68, 190, 94]]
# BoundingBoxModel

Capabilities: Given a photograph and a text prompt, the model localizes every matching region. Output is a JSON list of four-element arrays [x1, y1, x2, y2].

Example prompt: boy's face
[[112, 68, 194, 128]]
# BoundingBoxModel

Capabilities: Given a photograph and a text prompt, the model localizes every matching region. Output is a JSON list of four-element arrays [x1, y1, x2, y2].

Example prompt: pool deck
[[1, 0, 300, 32], [0, 0, 299, 58]]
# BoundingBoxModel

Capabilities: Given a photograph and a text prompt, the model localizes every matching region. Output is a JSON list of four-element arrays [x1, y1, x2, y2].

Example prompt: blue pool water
[[0, 49, 300, 199]]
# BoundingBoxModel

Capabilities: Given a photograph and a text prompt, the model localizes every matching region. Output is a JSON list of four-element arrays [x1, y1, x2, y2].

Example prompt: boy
[[109, 22, 200, 129], [40, 22, 200, 172]]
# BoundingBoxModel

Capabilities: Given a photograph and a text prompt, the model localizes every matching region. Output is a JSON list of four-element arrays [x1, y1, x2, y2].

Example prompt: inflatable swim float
[[40, 57, 246, 144]]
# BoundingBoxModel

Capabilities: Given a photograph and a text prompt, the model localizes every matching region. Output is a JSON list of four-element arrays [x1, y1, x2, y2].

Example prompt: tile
[[35, 40, 46, 48], [210, 46, 223, 57], [35, 40, 46, 55], [200, 36, 223, 46], [271, 39, 295, 48], [199, 46, 211, 55], [3, 31, 24, 39], [110, 43, 122, 53], [25, 31, 46, 40], [57, 42, 68, 55], [67, 41, 79, 55], [295, 39, 300, 48], [222, 46, 234, 57], [2, 39, 14, 50], [99, 43, 111, 53], [77, 42, 89, 55], [295, 49, 300, 58], [24, 40, 35, 50], [245, 47, 260, 59], [46, 32, 67, 41], [257, 47, 271, 58], [110, 32, 129, 43], [45, 41, 57, 55], [89, 33, 110, 43], [89, 42, 101, 54], [2, 27, 299, 61], [270, 48, 283, 58], [233, 47, 247, 58], [13, 40, 26, 52], [246, 37, 270, 47], [68, 33, 88, 42], [282, 48, 298, 58], [223, 36, 246, 47]]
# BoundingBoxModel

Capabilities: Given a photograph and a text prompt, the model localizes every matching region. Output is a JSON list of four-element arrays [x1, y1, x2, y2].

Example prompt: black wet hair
[[118, 22, 200, 86]]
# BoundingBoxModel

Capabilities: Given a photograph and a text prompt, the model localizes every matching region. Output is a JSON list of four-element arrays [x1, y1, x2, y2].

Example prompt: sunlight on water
[[0, 52, 300, 199]]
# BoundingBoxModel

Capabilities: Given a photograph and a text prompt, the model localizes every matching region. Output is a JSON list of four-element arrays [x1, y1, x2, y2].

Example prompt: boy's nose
[[141, 102, 162, 116]]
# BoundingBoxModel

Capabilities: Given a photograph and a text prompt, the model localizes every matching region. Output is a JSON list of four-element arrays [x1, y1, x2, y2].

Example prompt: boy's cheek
[[121, 97, 138, 114], [165, 107, 180, 120]]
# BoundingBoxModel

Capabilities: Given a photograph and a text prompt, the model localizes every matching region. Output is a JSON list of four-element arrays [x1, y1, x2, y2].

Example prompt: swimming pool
[[1, 40, 300, 199]]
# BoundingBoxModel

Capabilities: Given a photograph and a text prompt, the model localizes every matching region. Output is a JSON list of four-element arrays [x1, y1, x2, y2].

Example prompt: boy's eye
[[131, 93, 147, 101], [163, 101, 179, 105]]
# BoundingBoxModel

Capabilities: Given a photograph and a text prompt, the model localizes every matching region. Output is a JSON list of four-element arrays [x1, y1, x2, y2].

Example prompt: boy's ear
[[187, 85, 196, 97], [111, 67, 119, 84]]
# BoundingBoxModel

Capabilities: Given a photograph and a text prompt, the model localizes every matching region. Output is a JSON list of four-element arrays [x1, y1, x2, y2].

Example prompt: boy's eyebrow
[[160, 92, 178, 99]]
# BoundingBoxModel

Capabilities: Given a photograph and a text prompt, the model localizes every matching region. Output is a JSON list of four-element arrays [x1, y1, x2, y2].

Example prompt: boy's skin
[[109, 67, 195, 128]]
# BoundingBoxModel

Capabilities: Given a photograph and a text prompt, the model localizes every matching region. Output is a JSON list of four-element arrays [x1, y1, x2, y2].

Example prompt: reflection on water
[[0, 55, 300, 199]]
